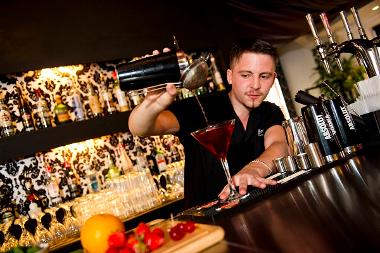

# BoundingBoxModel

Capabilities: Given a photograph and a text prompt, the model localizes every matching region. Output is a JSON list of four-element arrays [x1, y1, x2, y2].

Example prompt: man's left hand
[[218, 164, 277, 200]]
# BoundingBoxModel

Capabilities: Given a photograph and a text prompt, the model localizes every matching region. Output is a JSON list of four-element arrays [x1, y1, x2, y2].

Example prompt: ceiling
[[0, 0, 374, 75], [224, 0, 374, 46]]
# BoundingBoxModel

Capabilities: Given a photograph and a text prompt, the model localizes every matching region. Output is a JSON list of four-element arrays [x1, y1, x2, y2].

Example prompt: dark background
[[0, 0, 372, 75]]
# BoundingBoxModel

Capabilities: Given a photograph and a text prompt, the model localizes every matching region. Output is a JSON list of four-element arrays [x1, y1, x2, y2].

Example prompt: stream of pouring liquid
[[195, 95, 209, 126]]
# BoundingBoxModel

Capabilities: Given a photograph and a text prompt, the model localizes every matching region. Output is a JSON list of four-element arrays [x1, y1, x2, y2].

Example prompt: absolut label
[[325, 114, 337, 135], [340, 106, 355, 130], [316, 114, 331, 140]]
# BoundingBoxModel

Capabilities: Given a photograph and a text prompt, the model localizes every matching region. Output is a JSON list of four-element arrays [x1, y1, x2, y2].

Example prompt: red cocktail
[[191, 119, 240, 201]]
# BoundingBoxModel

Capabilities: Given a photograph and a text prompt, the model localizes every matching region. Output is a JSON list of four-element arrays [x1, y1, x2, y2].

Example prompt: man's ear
[[227, 69, 232, 85]]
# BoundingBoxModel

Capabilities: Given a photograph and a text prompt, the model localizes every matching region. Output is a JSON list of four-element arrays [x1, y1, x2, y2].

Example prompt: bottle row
[[0, 76, 134, 138], [0, 162, 184, 251], [0, 134, 184, 220], [0, 53, 226, 139]]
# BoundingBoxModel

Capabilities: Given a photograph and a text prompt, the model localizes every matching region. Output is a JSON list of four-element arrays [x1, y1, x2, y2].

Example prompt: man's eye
[[260, 74, 271, 79], [241, 74, 250, 78]]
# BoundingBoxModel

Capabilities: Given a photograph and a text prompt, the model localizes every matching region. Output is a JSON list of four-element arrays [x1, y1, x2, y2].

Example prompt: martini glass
[[191, 119, 240, 202]]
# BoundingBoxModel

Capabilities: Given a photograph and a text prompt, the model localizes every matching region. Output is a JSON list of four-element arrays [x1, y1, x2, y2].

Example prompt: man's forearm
[[128, 101, 160, 136], [256, 141, 289, 171]]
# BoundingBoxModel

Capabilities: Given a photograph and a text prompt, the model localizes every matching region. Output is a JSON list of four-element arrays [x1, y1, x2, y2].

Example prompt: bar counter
[[182, 145, 380, 253]]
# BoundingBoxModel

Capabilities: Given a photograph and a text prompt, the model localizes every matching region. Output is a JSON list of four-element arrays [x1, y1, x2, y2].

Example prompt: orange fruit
[[80, 213, 125, 253]]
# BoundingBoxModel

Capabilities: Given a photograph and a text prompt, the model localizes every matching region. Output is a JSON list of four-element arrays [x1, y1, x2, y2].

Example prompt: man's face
[[227, 52, 277, 110]]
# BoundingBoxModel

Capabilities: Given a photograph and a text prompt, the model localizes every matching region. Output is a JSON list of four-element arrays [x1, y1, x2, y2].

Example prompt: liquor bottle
[[87, 82, 103, 118], [0, 95, 16, 137], [169, 141, 181, 162], [100, 80, 117, 115], [1, 205, 15, 224], [116, 138, 134, 173], [45, 164, 62, 206], [113, 76, 130, 112], [54, 95, 71, 125], [63, 159, 81, 200], [71, 80, 87, 121], [210, 54, 226, 91], [34, 89, 53, 129], [154, 147, 167, 173], [128, 90, 143, 108], [106, 152, 121, 179], [136, 146, 149, 171], [86, 165, 100, 193], [15, 86, 35, 132], [24, 179, 43, 218]]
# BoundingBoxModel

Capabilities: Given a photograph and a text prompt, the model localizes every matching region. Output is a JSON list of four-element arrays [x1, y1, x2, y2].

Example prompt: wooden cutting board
[[149, 220, 225, 253]]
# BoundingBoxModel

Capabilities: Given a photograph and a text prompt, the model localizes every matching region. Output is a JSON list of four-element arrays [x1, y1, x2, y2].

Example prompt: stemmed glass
[[191, 119, 240, 202]]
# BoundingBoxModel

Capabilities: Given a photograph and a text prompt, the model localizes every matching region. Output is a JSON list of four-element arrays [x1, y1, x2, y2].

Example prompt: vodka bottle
[[34, 89, 53, 129], [71, 79, 87, 121], [117, 139, 134, 173], [113, 72, 130, 112], [0, 95, 16, 137], [15, 86, 35, 132], [99, 79, 117, 115], [210, 54, 226, 91], [87, 83, 103, 118]]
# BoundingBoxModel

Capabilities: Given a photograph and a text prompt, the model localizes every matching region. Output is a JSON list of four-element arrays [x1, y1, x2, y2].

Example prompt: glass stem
[[220, 157, 239, 198]]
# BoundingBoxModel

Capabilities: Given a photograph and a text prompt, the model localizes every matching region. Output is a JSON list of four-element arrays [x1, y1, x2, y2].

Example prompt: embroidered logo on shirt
[[258, 129, 264, 137]]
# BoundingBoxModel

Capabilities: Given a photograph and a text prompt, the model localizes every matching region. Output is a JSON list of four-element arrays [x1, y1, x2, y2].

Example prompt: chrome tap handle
[[350, 7, 368, 40], [340, 11, 354, 40], [320, 13, 335, 44], [306, 14, 331, 74], [340, 10, 364, 67], [320, 13, 343, 71], [306, 14, 322, 45]]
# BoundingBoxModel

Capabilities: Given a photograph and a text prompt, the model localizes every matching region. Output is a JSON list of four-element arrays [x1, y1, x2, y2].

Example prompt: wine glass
[[191, 119, 239, 202]]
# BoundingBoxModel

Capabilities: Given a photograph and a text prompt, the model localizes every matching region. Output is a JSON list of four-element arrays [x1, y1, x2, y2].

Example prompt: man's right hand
[[143, 82, 178, 113], [128, 48, 181, 137]]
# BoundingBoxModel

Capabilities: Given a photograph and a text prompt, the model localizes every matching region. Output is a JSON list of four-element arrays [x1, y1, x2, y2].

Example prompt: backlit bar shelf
[[0, 111, 131, 162]]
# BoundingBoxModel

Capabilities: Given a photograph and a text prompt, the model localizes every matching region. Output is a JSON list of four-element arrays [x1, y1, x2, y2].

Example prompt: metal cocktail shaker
[[116, 50, 209, 93], [282, 116, 309, 156]]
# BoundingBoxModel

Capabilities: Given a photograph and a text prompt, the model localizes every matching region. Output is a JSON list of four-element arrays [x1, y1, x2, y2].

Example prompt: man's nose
[[250, 77, 261, 90]]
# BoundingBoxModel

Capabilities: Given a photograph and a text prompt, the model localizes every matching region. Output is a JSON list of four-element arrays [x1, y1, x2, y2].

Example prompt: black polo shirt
[[169, 92, 284, 207]]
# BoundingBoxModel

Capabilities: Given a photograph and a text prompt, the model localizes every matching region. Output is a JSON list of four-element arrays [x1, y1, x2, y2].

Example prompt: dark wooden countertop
[[185, 146, 380, 253]]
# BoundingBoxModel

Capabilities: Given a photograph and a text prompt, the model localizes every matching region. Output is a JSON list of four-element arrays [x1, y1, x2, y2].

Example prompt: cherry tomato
[[118, 248, 134, 253], [144, 231, 165, 250], [169, 226, 185, 241], [136, 222, 150, 238], [125, 234, 139, 250], [105, 247, 118, 253], [152, 227, 165, 238], [185, 221, 196, 233], [108, 231, 127, 248], [176, 222, 185, 233]]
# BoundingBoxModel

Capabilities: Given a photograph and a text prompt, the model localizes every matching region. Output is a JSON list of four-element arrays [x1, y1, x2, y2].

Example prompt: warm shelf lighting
[[40, 68, 55, 79], [372, 5, 379, 11]]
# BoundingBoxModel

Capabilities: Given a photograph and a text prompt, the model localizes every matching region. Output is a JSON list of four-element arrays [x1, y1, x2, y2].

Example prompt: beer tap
[[340, 10, 366, 67], [321, 8, 379, 78], [320, 13, 343, 71], [350, 7, 367, 40], [350, 7, 380, 76], [339, 11, 353, 40], [333, 39, 377, 77], [306, 14, 331, 74]]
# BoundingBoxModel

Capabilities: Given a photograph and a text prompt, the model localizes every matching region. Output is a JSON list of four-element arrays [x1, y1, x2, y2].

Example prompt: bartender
[[128, 39, 289, 207]]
